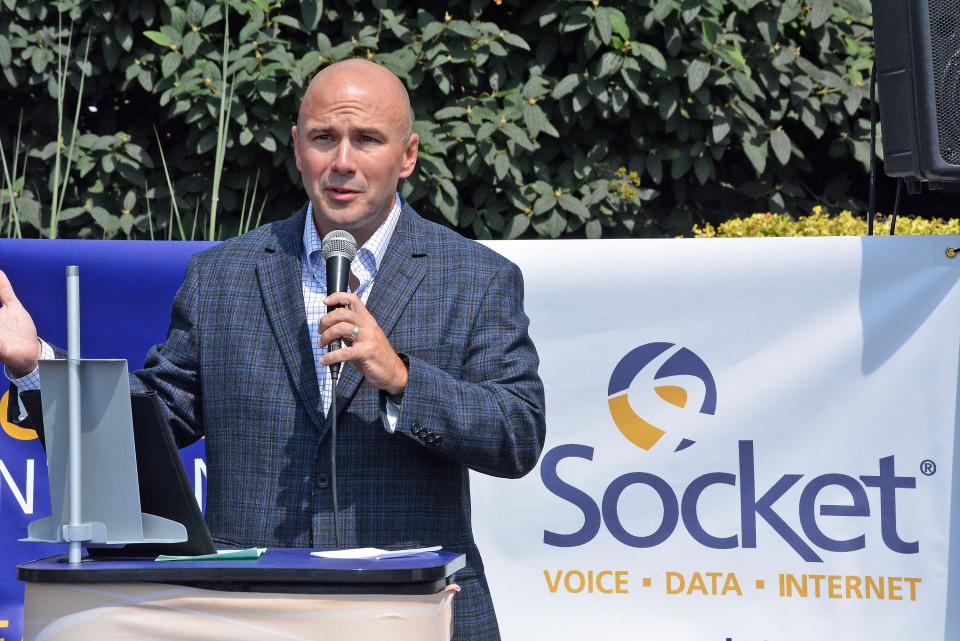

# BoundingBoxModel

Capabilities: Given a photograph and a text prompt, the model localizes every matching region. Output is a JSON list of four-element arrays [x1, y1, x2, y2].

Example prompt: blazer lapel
[[333, 203, 427, 417], [256, 207, 326, 433]]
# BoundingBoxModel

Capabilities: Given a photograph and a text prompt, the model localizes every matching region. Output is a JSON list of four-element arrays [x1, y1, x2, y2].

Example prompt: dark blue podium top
[[18, 548, 466, 595]]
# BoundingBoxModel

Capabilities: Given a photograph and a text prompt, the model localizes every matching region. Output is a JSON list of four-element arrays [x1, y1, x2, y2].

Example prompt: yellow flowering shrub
[[692, 207, 960, 238]]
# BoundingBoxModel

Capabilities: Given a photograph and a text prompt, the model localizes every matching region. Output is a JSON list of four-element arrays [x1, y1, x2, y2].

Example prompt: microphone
[[321, 230, 358, 379]]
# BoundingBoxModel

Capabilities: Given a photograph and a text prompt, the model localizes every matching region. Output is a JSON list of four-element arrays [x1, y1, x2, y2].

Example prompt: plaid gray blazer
[[133, 202, 546, 640]]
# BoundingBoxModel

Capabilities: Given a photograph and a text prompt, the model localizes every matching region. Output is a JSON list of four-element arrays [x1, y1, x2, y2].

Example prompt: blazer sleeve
[[390, 260, 546, 479], [131, 255, 205, 448]]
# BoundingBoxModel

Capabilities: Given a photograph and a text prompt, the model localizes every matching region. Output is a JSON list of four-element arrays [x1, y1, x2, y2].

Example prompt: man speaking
[[0, 59, 546, 641]]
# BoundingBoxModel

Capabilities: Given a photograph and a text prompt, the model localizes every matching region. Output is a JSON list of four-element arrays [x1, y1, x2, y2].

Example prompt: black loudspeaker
[[871, 0, 960, 184]]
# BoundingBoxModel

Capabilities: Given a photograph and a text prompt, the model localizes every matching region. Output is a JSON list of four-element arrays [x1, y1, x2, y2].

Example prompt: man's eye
[[360, 135, 379, 143]]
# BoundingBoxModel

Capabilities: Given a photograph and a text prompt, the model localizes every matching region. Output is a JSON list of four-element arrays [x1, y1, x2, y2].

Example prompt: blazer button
[[411, 422, 421, 435], [316, 473, 330, 489], [425, 434, 436, 444]]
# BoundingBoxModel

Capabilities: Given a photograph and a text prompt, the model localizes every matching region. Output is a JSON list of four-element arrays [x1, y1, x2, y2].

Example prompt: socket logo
[[607, 342, 717, 451]]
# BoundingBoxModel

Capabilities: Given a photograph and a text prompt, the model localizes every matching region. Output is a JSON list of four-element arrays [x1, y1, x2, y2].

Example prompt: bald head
[[291, 57, 420, 245], [298, 59, 414, 140]]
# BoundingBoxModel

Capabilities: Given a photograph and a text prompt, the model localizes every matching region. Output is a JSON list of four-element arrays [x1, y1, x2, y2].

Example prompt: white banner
[[473, 236, 960, 641]]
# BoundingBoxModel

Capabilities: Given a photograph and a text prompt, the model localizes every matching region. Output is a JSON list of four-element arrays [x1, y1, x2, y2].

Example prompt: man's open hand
[[319, 292, 408, 395], [0, 270, 40, 377]]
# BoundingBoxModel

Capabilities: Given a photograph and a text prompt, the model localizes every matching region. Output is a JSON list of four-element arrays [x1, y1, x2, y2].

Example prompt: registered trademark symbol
[[920, 460, 937, 476]]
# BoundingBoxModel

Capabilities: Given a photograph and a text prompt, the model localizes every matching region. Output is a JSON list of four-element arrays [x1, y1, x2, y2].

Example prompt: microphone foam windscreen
[[321, 229, 358, 261]]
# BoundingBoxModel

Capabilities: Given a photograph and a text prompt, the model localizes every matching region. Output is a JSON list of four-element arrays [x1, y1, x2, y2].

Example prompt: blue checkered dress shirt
[[301, 195, 401, 416]]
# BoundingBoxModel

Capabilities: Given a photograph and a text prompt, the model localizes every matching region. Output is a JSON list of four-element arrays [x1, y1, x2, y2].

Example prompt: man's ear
[[291, 125, 302, 172], [398, 132, 419, 179]]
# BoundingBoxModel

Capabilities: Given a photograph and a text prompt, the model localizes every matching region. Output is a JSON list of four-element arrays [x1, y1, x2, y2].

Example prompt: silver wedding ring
[[350, 324, 360, 341]]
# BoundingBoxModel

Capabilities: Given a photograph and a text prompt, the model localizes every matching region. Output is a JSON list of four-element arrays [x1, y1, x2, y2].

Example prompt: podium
[[19, 549, 465, 641]]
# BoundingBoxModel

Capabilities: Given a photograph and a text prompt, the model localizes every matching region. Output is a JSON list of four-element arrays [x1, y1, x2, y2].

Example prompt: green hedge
[[0, 0, 875, 240], [693, 207, 960, 236]]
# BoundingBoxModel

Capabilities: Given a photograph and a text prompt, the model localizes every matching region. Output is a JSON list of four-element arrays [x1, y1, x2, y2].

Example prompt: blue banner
[[0, 239, 213, 641]]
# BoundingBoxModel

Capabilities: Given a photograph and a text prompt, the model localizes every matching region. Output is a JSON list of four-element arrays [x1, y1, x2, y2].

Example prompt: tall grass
[[208, 4, 233, 241], [49, 15, 91, 239], [0, 113, 27, 239]]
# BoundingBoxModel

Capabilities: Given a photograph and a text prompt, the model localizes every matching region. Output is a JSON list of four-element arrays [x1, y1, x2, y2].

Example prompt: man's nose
[[331, 139, 357, 173]]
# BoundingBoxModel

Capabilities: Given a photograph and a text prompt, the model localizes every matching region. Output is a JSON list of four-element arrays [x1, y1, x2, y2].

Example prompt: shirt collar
[[303, 194, 402, 275]]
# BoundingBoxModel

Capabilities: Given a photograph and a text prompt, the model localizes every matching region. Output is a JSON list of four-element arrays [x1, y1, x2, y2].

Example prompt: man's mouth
[[324, 186, 362, 201]]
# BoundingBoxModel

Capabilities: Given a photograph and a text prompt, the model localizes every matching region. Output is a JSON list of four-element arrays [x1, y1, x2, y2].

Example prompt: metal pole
[[66, 266, 82, 564]]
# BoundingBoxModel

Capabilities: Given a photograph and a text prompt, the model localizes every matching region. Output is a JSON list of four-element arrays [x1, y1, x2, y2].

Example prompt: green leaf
[[447, 20, 480, 38], [694, 156, 713, 184], [558, 193, 591, 220], [120, 212, 136, 236], [651, 0, 678, 22], [688, 59, 710, 93], [115, 22, 133, 51], [523, 103, 546, 137], [712, 113, 732, 142], [595, 9, 612, 45], [259, 134, 277, 152], [810, 0, 834, 28], [301, 0, 322, 31], [755, 11, 777, 45], [533, 193, 557, 215], [182, 31, 201, 58], [770, 128, 792, 165], [561, 6, 592, 33], [138, 68, 154, 91], [743, 134, 768, 175], [501, 122, 536, 151], [646, 155, 663, 184], [272, 15, 302, 30], [583, 25, 603, 59], [609, 12, 630, 40], [494, 153, 510, 180], [597, 52, 622, 78], [501, 32, 530, 51], [161, 52, 181, 78], [585, 219, 602, 239], [488, 40, 508, 57], [0, 35, 9, 67], [31, 48, 49, 73], [170, 6, 187, 34], [701, 19, 718, 45], [197, 131, 217, 154], [552, 73, 579, 99], [503, 213, 530, 239], [779, 0, 803, 22], [256, 79, 278, 104], [202, 4, 222, 27], [634, 43, 667, 71], [658, 83, 680, 120], [187, 1, 204, 25], [533, 209, 566, 238], [422, 21, 444, 41], [91, 206, 121, 235], [143, 30, 173, 48], [239, 128, 254, 145], [435, 106, 466, 119]]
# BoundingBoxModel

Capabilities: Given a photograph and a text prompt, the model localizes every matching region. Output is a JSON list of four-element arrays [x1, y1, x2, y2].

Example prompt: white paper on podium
[[311, 546, 442, 560]]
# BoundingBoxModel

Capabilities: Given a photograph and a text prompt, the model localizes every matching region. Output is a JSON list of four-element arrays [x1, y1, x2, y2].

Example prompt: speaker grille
[[928, 0, 960, 165]]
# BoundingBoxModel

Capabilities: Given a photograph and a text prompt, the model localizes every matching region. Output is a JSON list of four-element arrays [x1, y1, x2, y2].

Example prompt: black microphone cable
[[329, 367, 342, 548], [321, 229, 357, 549]]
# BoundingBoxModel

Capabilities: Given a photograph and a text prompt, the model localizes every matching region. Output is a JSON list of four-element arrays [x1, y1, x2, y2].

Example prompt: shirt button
[[316, 473, 330, 489]]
